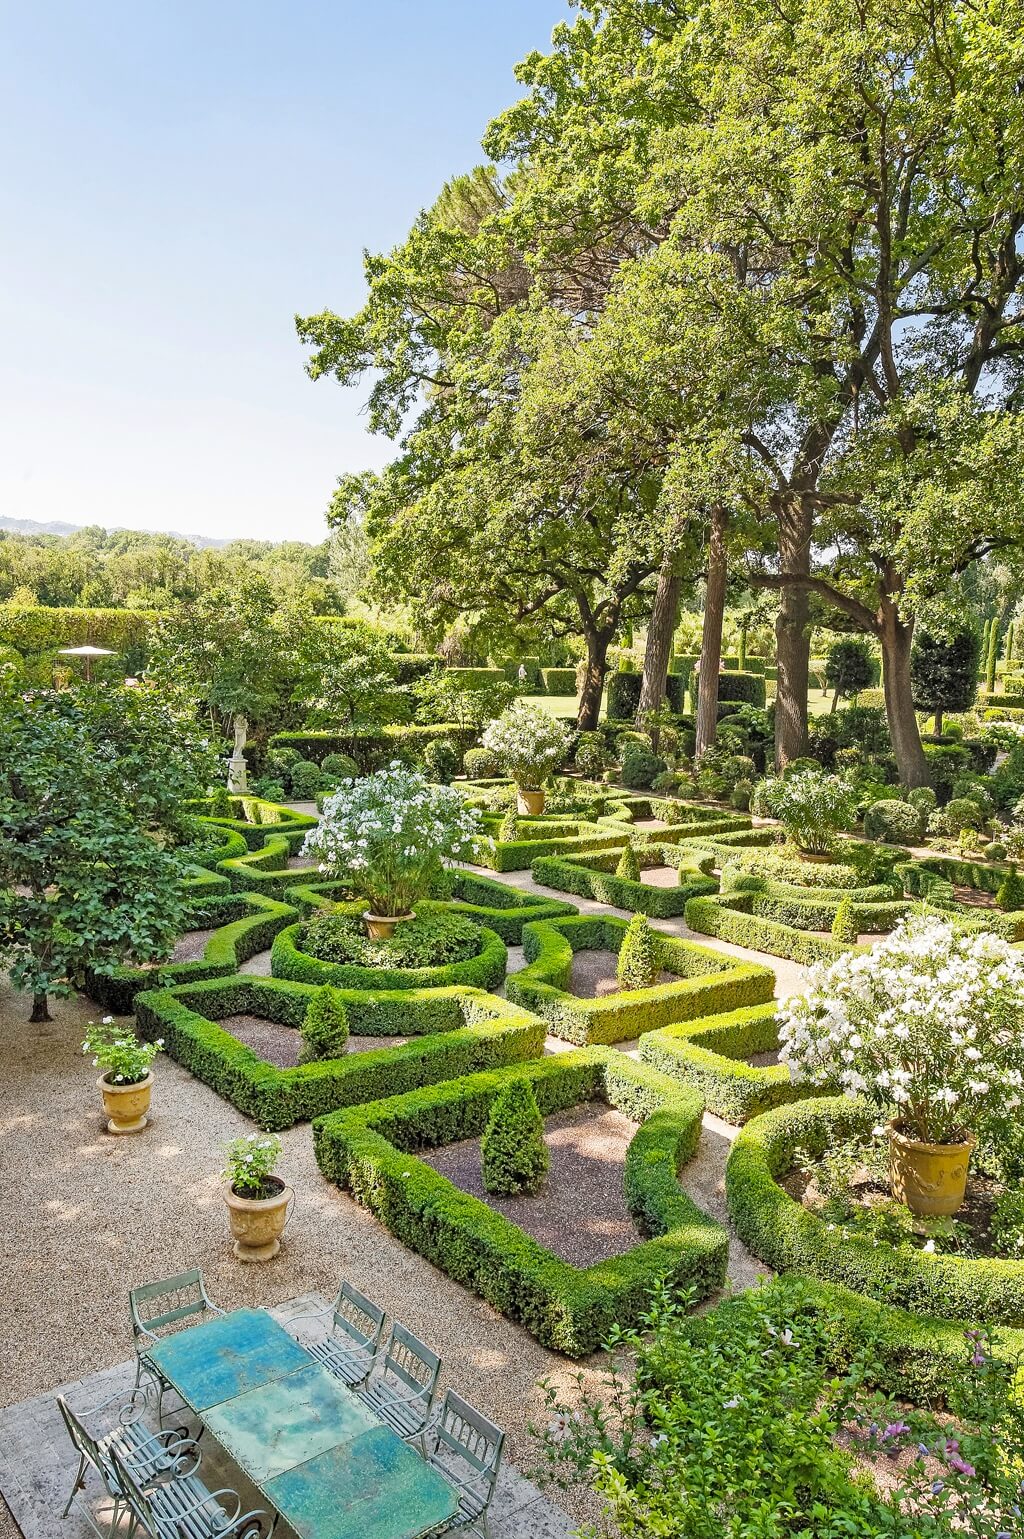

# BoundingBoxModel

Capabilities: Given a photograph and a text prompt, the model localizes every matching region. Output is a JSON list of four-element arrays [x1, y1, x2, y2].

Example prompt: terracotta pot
[[517, 788, 546, 816], [98, 1072, 153, 1135], [889, 1122, 975, 1216], [223, 1176, 294, 1262], [363, 910, 415, 940]]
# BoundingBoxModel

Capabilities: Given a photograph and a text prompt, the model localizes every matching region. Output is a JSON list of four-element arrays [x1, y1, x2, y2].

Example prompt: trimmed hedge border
[[216, 833, 320, 897], [896, 858, 1024, 941], [136, 978, 545, 1130], [267, 724, 476, 767], [639, 1003, 816, 1123], [531, 846, 718, 917], [726, 1097, 1024, 1326], [506, 914, 774, 1045], [441, 871, 578, 940], [199, 800, 317, 853], [312, 1051, 728, 1356], [270, 912, 508, 993], [85, 894, 299, 1013], [474, 816, 632, 872], [684, 893, 863, 964]]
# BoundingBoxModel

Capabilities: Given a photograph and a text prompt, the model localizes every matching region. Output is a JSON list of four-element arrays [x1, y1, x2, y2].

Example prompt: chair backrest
[[333, 1281, 385, 1355], [56, 1397, 105, 1480], [129, 1269, 215, 1340], [106, 1445, 159, 1536], [382, 1322, 440, 1403], [431, 1390, 504, 1496]]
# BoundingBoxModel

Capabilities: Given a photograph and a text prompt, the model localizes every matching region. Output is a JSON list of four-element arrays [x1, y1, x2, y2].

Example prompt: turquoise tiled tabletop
[[145, 1308, 309, 1411], [265, 1424, 457, 1539], [203, 1362, 379, 1483]]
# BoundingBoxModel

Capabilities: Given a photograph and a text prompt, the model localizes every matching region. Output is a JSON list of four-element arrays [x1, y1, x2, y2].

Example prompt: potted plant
[[301, 762, 483, 938], [82, 1017, 163, 1135], [751, 770, 857, 857], [779, 916, 1024, 1215], [221, 1132, 292, 1262], [481, 701, 571, 814]]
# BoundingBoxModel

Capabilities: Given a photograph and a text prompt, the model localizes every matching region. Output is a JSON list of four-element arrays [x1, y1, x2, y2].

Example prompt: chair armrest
[[280, 1304, 334, 1329]]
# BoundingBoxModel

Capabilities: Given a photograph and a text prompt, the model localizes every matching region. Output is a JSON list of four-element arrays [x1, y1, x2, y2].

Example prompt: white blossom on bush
[[751, 770, 857, 855], [481, 701, 570, 790], [778, 916, 1024, 1144], [301, 763, 484, 917]]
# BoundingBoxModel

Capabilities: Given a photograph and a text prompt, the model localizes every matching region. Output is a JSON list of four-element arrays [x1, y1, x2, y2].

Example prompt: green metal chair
[[56, 1389, 200, 1536], [356, 1321, 440, 1446], [423, 1390, 504, 1539], [289, 1281, 386, 1390], [129, 1269, 224, 1420], [106, 1442, 270, 1539]]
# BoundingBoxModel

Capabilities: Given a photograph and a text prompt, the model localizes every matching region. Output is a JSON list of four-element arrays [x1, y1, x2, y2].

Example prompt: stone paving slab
[[0, 1296, 573, 1539]]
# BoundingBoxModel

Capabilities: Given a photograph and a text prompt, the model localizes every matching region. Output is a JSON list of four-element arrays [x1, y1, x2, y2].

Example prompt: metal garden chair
[[106, 1442, 270, 1539], [57, 1389, 200, 1536], [288, 1280, 386, 1390], [355, 1321, 441, 1445], [129, 1269, 224, 1420], [422, 1391, 505, 1539]]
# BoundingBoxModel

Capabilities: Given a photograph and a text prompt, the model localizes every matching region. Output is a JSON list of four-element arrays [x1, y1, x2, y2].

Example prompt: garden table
[[145, 1307, 457, 1539]]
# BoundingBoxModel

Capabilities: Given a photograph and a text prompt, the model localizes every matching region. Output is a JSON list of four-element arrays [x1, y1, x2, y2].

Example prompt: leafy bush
[[907, 784, 937, 818], [320, 752, 359, 779], [620, 742, 666, 789], [730, 779, 752, 811], [615, 842, 641, 882], [824, 637, 875, 705], [299, 985, 349, 1063], [617, 913, 659, 990], [943, 795, 987, 835], [607, 671, 684, 720], [209, 786, 232, 818], [862, 798, 923, 845], [753, 770, 857, 855], [302, 911, 481, 969], [481, 1079, 549, 1195], [462, 745, 500, 779], [651, 769, 684, 795], [573, 731, 607, 779]]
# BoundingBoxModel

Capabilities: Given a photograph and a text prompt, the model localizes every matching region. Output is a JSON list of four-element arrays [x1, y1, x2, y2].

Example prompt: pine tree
[[617, 912, 659, 989], [481, 1080, 549, 1195], [299, 986, 350, 1063]]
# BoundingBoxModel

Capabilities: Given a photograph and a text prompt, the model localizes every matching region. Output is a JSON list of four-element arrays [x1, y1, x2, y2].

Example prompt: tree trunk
[[695, 508, 728, 758], [577, 630, 612, 732], [774, 501, 812, 767], [880, 600, 929, 788], [30, 991, 51, 1023], [934, 707, 944, 736], [636, 556, 683, 723]]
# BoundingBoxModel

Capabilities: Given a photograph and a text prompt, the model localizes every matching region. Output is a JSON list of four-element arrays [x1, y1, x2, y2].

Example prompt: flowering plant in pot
[[301, 762, 483, 937], [751, 770, 856, 856], [481, 701, 570, 814], [82, 1017, 163, 1134], [221, 1132, 292, 1262], [778, 917, 1024, 1215]]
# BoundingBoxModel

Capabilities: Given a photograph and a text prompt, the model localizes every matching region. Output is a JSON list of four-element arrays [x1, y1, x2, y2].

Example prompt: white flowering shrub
[[301, 763, 483, 917], [779, 917, 1024, 1145], [753, 770, 857, 855], [481, 701, 570, 790]]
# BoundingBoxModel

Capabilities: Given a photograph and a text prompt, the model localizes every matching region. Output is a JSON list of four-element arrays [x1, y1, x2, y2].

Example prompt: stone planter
[[363, 910, 415, 940], [223, 1176, 293, 1262], [98, 1072, 153, 1135], [517, 788, 546, 816], [889, 1122, 975, 1217]]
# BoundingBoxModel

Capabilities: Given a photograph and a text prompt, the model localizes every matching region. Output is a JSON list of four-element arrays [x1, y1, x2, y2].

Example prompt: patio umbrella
[[57, 644, 116, 682]]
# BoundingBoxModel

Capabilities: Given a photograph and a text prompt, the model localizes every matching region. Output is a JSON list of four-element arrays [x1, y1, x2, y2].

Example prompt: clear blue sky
[[0, 2, 570, 545]]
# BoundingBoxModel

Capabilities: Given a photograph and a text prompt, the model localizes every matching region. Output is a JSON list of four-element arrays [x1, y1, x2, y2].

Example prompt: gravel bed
[[570, 950, 679, 998], [423, 1102, 640, 1266], [170, 928, 216, 963], [640, 865, 679, 888], [748, 1048, 781, 1068], [219, 1013, 409, 1068]]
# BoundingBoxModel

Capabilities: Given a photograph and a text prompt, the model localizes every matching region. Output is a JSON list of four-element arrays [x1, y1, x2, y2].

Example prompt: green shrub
[[620, 742, 666, 789], [290, 759, 329, 799], [730, 779, 752, 811], [907, 785, 937, 818], [694, 670, 767, 708], [321, 752, 359, 780], [299, 986, 350, 1063], [942, 795, 986, 835], [462, 745, 500, 779], [862, 798, 923, 845], [997, 870, 1024, 912], [639, 1003, 811, 1123], [573, 731, 607, 779], [530, 847, 718, 920], [272, 914, 507, 993], [651, 769, 684, 795], [615, 842, 641, 882], [830, 894, 859, 943], [985, 840, 1007, 861], [498, 809, 519, 842], [209, 786, 232, 818], [481, 1080, 549, 1194], [685, 894, 861, 965], [607, 672, 684, 720], [423, 736, 460, 784], [617, 913, 658, 990]]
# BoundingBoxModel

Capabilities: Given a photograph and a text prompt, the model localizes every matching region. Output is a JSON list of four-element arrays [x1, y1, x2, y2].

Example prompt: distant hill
[[0, 515, 230, 548]]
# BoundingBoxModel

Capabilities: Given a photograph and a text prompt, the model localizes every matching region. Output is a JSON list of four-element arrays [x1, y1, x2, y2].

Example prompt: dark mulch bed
[[217, 1014, 409, 1069], [748, 1048, 781, 1068], [170, 929, 217, 963], [953, 884, 997, 909], [422, 1101, 641, 1266], [570, 950, 680, 999]]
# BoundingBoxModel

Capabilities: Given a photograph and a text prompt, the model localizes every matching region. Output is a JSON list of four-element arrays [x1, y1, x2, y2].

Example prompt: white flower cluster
[[778, 916, 1024, 1144], [481, 701, 570, 790], [301, 762, 484, 916]]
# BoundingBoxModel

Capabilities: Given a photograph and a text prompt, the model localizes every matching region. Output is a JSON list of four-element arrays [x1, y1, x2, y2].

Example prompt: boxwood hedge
[[474, 816, 631, 872], [135, 977, 544, 1130], [726, 1097, 1024, 1326], [639, 1003, 815, 1123], [270, 914, 508, 992], [506, 914, 774, 1045], [684, 894, 863, 964], [312, 1051, 728, 1355], [530, 846, 718, 917]]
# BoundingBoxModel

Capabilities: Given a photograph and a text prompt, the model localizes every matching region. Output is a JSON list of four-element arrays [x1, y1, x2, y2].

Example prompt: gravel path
[[424, 1102, 639, 1266], [171, 927, 216, 962]]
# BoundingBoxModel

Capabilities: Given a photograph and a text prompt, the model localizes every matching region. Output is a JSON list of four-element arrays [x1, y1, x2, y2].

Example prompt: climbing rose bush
[[302, 763, 483, 917], [481, 701, 570, 790], [752, 769, 856, 854], [778, 917, 1024, 1145]]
